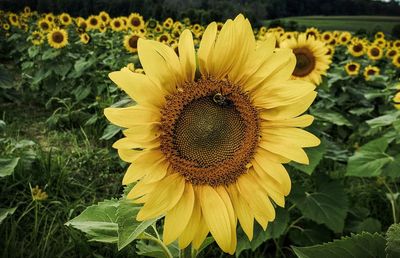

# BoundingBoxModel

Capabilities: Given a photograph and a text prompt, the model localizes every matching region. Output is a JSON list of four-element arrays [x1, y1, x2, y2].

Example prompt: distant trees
[[1, 0, 400, 23]]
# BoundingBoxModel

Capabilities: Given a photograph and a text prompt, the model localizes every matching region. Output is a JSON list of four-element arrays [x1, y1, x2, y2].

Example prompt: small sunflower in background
[[105, 15, 320, 254], [363, 65, 380, 80], [111, 18, 125, 31], [47, 28, 68, 49], [157, 33, 171, 44], [326, 45, 335, 57], [375, 31, 385, 39], [393, 40, 400, 49], [374, 38, 387, 48], [59, 13, 72, 26], [348, 40, 365, 57], [280, 33, 331, 85], [31, 185, 48, 201], [393, 91, 400, 110], [321, 31, 333, 44], [87, 15, 100, 30], [79, 33, 90, 44], [367, 45, 383, 61], [128, 13, 145, 31], [99, 11, 110, 25], [123, 32, 144, 53], [386, 48, 398, 59], [154, 24, 163, 33], [45, 13, 55, 23], [305, 27, 320, 39], [339, 31, 351, 45], [392, 54, 400, 68], [145, 18, 158, 30], [31, 31, 44, 45], [76, 19, 88, 33], [163, 17, 174, 29], [345, 61, 360, 76], [8, 13, 19, 26]]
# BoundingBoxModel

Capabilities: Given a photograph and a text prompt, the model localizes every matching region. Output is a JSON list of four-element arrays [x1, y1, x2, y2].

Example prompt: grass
[[0, 103, 137, 258], [265, 16, 400, 33]]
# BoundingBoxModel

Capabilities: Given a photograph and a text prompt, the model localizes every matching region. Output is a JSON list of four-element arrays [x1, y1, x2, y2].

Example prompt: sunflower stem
[[383, 181, 398, 224], [140, 232, 173, 258], [179, 245, 193, 258]]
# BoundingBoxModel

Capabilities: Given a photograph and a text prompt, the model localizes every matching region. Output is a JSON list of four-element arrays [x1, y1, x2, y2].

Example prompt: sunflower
[[104, 14, 319, 254], [393, 92, 400, 110], [123, 32, 144, 53], [393, 40, 400, 49], [163, 18, 174, 29], [47, 28, 68, 49], [87, 15, 100, 30], [128, 13, 145, 30], [155, 24, 163, 33], [77, 19, 88, 33], [375, 31, 385, 39], [45, 13, 54, 23], [367, 45, 383, 61], [392, 54, 400, 68], [386, 48, 398, 59], [305, 27, 320, 39], [23, 6, 31, 15], [280, 33, 331, 85], [326, 45, 335, 56], [363, 65, 380, 80], [31, 31, 44, 45], [171, 28, 181, 39], [3, 23, 10, 31], [321, 31, 333, 44], [173, 21, 184, 30], [339, 31, 351, 45], [348, 41, 365, 57], [80, 33, 91, 44], [158, 33, 171, 44], [38, 19, 51, 32], [146, 18, 158, 30], [345, 62, 360, 76], [99, 11, 110, 24], [8, 13, 19, 26], [59, 13, 72, 26], [111, 18, 125, 31]]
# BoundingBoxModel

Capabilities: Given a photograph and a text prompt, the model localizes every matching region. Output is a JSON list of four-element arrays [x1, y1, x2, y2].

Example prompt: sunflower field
[[1, 6, 400, 258]]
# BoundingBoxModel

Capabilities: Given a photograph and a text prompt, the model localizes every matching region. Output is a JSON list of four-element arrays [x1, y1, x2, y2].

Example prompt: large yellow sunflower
[[47, 28, 68, 49], [280, 33, 331, 85], [104, 15, 319, 254]]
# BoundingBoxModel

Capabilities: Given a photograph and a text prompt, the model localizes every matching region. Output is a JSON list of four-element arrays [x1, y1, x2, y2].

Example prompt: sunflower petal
[[228, 185, 254, 241], [261, 114, 314, 127], [178, 197, 202, 249], [104, 106, 160, 128], [198, 22, 217, 76], [259, 140, 309, 164], [179, 29, 196, 82]]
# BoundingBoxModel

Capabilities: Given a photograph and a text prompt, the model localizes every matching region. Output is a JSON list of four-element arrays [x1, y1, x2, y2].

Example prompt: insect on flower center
[[160, 78, 260, 186]]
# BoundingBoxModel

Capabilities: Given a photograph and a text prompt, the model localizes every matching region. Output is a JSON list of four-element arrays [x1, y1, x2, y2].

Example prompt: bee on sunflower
[[344, 61, 360, 76], [280, 33, 332, 85], [47, 28, 68, 49], [363, 65, 380, 80], [105, 14, 319, 254]]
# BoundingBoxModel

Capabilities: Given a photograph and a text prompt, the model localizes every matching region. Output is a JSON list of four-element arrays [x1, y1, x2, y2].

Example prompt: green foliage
[[386, 223, 400, 258], [0, 157, 20, 177], [292, 232, 386, 258], [0, 207, 17, 225]]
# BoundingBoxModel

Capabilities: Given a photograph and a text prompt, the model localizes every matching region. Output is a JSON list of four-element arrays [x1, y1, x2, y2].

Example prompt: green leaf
[[292, 232, 386, 258], [117, 199, 157, 250], [291, 181, 348, 232], [288, 222, 332, 246], [65, 199, 118, 243], [136, 239, 178, 258], [73, 85, 91, 102], [100, 124, 121, 140], [312, 108, 352, 126], [382, 154, 400, 178], [42, 49, 61, 60], [366, 112, 400, 129], [386, 223, 400, 258], [351, 218, 382, 233], [290, 140, 326, 175], [346, 137, 394, 177], [0, 65, 13, 89], [0, 207, 17, 225], [0, 158, 20, 177]]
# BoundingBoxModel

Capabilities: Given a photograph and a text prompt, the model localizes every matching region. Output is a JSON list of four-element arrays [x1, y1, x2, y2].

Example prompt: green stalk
[[140, 232, 173, 258]]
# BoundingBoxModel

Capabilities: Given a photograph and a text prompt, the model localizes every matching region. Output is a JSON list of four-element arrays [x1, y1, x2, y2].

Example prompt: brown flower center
[[131, 17, 141, 27], [128, 35, 139, 49], [367, 69, 376, 76], [293, 47, 316, 77], [353, 44, 363, 52], [40, 22, 49, 30], [114, 21, 121, 28], [90, 18, 98, 26], [52, 31, 64, 43], [160, 78, 260, 186], [348, 64, 356, 71], [370, 47, 380, 57]]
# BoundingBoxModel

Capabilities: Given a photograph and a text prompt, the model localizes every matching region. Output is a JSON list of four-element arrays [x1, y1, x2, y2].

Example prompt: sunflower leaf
[[65, 199, 119, 243], [0, 157, 20, 177], [0, 207, 17, 225], [292, 232, 386, 258], [346, 137, 394, 177], [290, 180, 348, 233], [116, 199, 157, 250], [386, 223, 400, 258]]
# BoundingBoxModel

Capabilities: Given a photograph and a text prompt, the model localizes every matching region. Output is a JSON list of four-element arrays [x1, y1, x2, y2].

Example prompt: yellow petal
[[127, 180, 157, 200], [252, 80, 315, 109], [112, 137, 160, 150], [255, 147, 290, 163], [137, 173, 185, 221], [178, 197, 202, 249], [118, 149, 143, 162], [179, 29, 196, 82], [140, 159, 169, 184], [227, 185, 254, 241], [261, 114, 314, 128], [108, 68, 166, 107], [262, 128, 320, 147], [163, 183, 195, 245], [259, 140, 309, 164], [104, 106, 160, 128], [198, 22, 217, 76], [199, 185, 232, 253], [260, 91, 317, 120], [192, 215, 209, 250], [123, 123, 160, 142], [122, 150, 165, 185], [138, 39, 181, 94]]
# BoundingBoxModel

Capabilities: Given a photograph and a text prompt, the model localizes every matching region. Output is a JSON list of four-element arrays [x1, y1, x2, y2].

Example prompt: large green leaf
[[0, 207, 17, 225], [382, 154, 400, 178], [100, 124, 121, 140], [136, 239, 179, 258], [0, 158, 20, 177], [292, 232, 386, 258], [117, 199, 157, 250], [366, 112, 400, 129], [290, 140, 326, 175], [312, 108, 352, 126], [386, 223, 400, 258], [346, 137, 394, 177], [65, 199, 119, 243], [290, 181, 348, 232]]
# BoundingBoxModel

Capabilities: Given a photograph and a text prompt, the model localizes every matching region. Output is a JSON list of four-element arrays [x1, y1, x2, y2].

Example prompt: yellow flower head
[[339, 31, 352, 45], [386, 48, 399, 59], [393, 92, 400, 110], [367, 45, 383, 61], [392, 53, 400, 68], [105, 14, 319, 254], [111, 18, 125, 31], [348, 40, 365, 57], [123, 32, 144, 53], [128, 13, 145, 30], [305, 27, 320, 39], [31, 185, 48, 201], [345, 62, 360, 76], [59, 13, 72, 26], [99, 11, 110, 24], [280, 33, 332, 85], [87, 15, 100, 30], [80, 33, 91, 44], [375, 31, 385, 39], [47, 28, 68, 49], [321, 31, 333, 44], [9, 13, 19, 26], [31, 31, 44, 45], [363, 65, 380, 80]]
